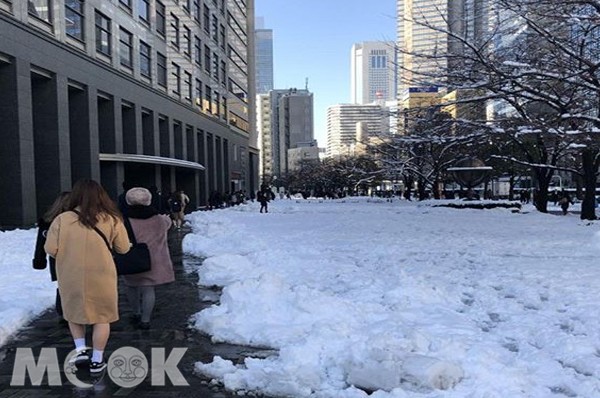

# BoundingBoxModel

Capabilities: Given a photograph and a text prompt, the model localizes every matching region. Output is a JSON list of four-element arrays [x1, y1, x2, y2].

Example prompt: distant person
[[560, 191, 572, 215], [169, 190, 190, 229], [122, 188, 175, 330], [257, 187, 273, 213], [149, 185, 164, 214], [44, 179, 130, 373], [32, 191, 71, 323]]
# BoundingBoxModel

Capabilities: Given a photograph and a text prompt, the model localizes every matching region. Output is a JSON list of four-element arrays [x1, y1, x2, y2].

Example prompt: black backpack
[[171, 199, 182, 212]]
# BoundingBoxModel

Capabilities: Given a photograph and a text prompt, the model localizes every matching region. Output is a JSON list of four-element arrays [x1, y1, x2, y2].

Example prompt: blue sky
[[255, 0, 397, 146]]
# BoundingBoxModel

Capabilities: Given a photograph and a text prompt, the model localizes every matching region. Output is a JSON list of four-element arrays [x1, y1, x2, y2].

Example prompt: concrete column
[[31, 72, 71, 216], [0, 58, 36, 227]]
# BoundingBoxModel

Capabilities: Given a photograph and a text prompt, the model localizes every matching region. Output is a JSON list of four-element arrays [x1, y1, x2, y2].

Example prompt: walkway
[[0, 228, 257, 397]]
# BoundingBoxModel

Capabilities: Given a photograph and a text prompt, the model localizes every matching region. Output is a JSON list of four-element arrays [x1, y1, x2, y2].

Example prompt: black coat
[[33, 219, 57, 281]]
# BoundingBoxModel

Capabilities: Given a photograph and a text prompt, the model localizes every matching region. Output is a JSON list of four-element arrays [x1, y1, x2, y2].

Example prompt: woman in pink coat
[[122, 187, 175, 329]]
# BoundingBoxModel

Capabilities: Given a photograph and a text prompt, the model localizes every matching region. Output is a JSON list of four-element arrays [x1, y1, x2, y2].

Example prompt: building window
[[65, 0, 84, 41], [212, 53, 219, 79], [184, 71, 192, 100], [195, 79, 203, 106], [193, 0, 200, 23], [138, 0, 150, 24], [205, 84, 212, 109], [156, 1, 166, 36], [220, 60, 226, 85], [119, 28, 133, 68], [183, 25, 191, 57], [219, 24, 225, 49], [204, 45, 211, 73], [157, 52, 167, 87], [211, 15, 218, 42], [194, 36, 202, 66], [28, 0, 52, 23], [220, 0, 225, 14], [203, 5, 209, 33], [119, 0, 131, 12], [170, 13, 180, 48], [95, 11, 111, 56], [140, 41, 151, 78], [183, 0, 190, 12], [213, 90, 220, 115], [171, 63, 181, 95]]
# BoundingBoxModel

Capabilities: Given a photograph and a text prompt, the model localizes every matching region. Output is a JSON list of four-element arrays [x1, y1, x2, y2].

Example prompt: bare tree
[[396, 0, 600, 218]]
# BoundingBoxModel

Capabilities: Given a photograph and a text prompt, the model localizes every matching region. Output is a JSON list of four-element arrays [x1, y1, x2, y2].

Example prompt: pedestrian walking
[[122, 187, 175, 330], [44, 179, 130, 373], [32, 191, 71, 323], [256, 190, 266, 213], [560, 191, 572, 215], [168, 190, 190, 229]]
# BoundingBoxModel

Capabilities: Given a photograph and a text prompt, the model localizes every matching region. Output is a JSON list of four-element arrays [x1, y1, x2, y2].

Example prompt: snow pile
[[185, 197, 600, 397], [0, 228, 55, 347]]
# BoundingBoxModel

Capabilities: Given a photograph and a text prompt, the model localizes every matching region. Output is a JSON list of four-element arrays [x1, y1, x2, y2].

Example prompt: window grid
[[156, 1, 166, 36], [119, 28, 133, 68], [138, 0, 150, 24], [29, 0, 53, 23], [194, 36, 202, 66], [157, 52, 167, 87], [204, 45, 211, 73], [183, 25, 191, 57], [119, 0, 132, 12], [95, 11, 111, 56], [172, 63, 181, 95], [140, 41, 152, 78], [184, 71, 192, 100], [65, 0, 84, 41], [203, 4, 210, 33], [170, 13, 180, 48]]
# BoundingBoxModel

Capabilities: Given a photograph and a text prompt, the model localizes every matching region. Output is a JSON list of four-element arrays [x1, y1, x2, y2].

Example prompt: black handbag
[[87, 215, 151, 275]]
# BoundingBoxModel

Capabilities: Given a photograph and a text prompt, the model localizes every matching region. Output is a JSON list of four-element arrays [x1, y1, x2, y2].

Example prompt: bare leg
[[92, 323, 110, 351], [68, 322, 85, 340]]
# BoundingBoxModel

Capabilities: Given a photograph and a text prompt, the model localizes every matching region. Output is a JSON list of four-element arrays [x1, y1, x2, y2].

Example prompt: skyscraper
[[257, 89, 313, 180], [255, 23, 273, 94], [326, 104, 389, 158], [351, 41, 397, 104], [396, 0, 489, 94]]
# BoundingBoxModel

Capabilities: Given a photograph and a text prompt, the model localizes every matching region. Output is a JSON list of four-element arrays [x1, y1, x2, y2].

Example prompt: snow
[[0, 198, 597, 397], [185, 198, 600, 397], [0, 228, 55, 347]]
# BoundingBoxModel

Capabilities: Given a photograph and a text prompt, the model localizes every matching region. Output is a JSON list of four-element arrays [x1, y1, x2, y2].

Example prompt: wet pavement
[[0, 228, 266, 397]]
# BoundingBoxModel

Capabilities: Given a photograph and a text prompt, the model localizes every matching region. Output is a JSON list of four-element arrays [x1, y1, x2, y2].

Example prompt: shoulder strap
[[72, 209, 113, 253], [122, 216, 137, 245]]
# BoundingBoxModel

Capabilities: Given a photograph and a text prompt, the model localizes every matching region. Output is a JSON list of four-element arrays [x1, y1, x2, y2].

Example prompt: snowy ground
[[0, 228, 55, 347], [184, 198, 600, 398], [0, 198, 597, 397]]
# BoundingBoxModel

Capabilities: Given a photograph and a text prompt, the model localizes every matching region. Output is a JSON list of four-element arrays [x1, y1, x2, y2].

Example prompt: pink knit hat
[[126, 187, 152, 206]]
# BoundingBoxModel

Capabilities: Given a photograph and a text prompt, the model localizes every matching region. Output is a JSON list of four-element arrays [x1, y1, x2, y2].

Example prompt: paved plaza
[[0, 229, 254, 397]]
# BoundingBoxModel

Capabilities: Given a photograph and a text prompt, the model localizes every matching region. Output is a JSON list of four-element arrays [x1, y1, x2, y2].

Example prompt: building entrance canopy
[[99, 153, 205, 170]]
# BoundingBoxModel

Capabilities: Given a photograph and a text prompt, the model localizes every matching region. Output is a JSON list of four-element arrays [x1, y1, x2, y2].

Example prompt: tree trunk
[[403, 174, 413, 201], [508, 174, 515, 201], [433, 176, 441, 199], [580, 149, 597, 220], [418, 178, 427, 201], [533, 169, 553, 213]]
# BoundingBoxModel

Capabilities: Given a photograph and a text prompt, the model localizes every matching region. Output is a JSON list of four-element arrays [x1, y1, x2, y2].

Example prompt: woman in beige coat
[[45, 179, 130, 373]]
